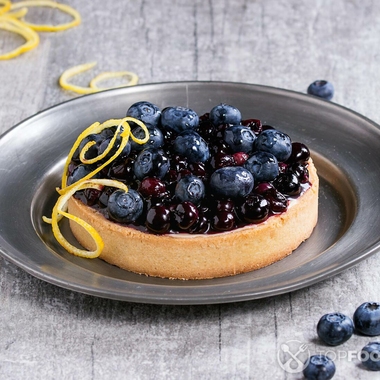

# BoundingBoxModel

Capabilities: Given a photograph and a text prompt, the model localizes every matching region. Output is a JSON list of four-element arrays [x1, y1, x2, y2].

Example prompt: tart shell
[[68, 159, 319, 280]]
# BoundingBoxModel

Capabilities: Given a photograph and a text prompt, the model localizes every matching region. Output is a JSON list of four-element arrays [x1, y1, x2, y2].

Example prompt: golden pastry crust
[[68, 159, 318, 280]]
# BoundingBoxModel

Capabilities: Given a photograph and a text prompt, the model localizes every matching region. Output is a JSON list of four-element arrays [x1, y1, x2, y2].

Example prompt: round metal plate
[[0, 81, 379, 304]]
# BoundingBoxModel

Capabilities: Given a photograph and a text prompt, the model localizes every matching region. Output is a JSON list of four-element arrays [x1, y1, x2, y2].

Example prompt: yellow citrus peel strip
[[43, 117, 149, 258], [59, 62, 139, 95], [10, 0, 81, 32], [0, 16, 39, 60], [0, 0, 11, 15]]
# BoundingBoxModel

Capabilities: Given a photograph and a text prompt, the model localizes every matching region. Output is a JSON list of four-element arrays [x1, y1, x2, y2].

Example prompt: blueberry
[[273, 172, 301, 196], [173, 131, 210, 163], [360, 342, 380, 371], [133, 148, 170, 180], [98, 136, 131, 159], [244, 151, 279, 183], [73, 133, 104, 161], [223, 125, 256, 153], [67, 164, 98, 185], [317, 313, 354, 346], [303, 355, 336, 380], [353, 302, 380, 336], [209, 103, 242, 126], [160, 106, 199, 133], [130, 125, 164, 151], [175, 175, 205, 205], [209, 166, 254, 199], [307, 80, 334, 101], [237, 193, 270, 223], [107, 189, 144, 223], [255, 129, 292, 162], [126, 101, 161, 127]]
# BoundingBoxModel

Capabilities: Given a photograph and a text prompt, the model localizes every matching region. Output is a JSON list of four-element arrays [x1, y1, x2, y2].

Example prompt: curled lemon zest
[[61, 117, 149, 191], [45, 117, 149, 258], [59, 62, 98, 95], [90, 71, 139, 90], [0, 0, 11, 15], [44, 179, 129, 259], [59, 62, 139, 95], [3, 7, 28, 19], [0, 16, 39, 60], [10, 0, 81, 32]]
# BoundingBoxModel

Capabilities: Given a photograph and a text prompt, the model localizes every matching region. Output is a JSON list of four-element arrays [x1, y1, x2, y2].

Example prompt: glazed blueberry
[[175, 175, 205, 205], [212, 210, 236, 231], [303, 355, 336, 380], [317, 313, 354, 346], [237, 194, 269, 223], [254, 129, 292, 162], [126, 101, 161, 127], [133, 148, 170, 180], [161, 106, 199, 133], [209, 103, 242, 126], [171, 201, 199, 230], [287, 142, 310, 164], [139, 177, 168, 200], [173, 131, 210, 163], [145, 205, 171, 234], [273, 172, 301, 196], [353, 302, 380, 336], [360, 342, 380, 371], [244, 151, 279, 183], [307, 80, 334, 101], [209, 166, 254, 199], [223, 125, 256, 153], [107, 189, 143, 223], [130, 125, 164, 151]]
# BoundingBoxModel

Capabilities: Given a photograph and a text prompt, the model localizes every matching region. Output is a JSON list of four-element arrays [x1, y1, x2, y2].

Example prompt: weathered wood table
[[1, 1, 380, 379]]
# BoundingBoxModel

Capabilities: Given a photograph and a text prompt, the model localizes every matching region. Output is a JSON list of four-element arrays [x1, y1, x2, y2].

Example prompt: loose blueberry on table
[[317, 312, 354, 346], [307, 80, 334, 101], [360, 342, 380, 371], [353, 302, 380, 336], [303, 355, 336, 380], [69, 101, 312, 235]]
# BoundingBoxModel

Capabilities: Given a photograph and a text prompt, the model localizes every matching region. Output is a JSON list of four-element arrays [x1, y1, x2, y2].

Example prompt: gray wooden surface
[[1, 1, 380, 379]]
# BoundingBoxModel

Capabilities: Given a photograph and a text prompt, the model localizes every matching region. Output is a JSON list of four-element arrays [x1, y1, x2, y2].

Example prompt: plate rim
[[1, 80, 380, 305]]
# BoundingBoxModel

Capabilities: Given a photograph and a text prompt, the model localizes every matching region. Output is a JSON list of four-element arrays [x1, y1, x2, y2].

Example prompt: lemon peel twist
[[59, 62, 139, 95], [0, 0, 80, 59], [10, 0, 81, 32], [44, 117, 150, 259], [0, 15, 39, 60]]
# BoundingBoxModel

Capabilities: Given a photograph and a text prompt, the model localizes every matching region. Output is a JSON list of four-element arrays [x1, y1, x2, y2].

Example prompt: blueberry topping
[[317, 313, 354, 346], [244, 151, 279, 183], [254, 129, 292, 162], [209, 166, 254, 199], [175, 175, 205, 205], [67, 164, 98, 185], [171, 201, 199, 230], [161, 106, 199, 133], [130, 125, 164, 151], [133, 148, 170, 180], [287, 142, 310, 164], [223, 125, 256, 153], [360, 342, 380, 371], [307, 80, 334, 101], [145, 205, 171, 234], [209, 103, 242, 126], [353, 302, 380, 336], [173, 131, 210, 163], [107, 189, 144, 223], [303, 355, 336, 380], [126, 101, 161, 127], [237, 194, 270, 224], [273, 172, 301, 196]]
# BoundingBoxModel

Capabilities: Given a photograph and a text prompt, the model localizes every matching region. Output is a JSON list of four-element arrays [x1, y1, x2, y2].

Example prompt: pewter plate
[[0, 81, 379, 305]]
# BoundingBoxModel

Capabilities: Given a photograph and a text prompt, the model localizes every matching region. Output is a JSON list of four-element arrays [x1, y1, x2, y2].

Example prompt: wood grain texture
[[1, 1, 380, 379]]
